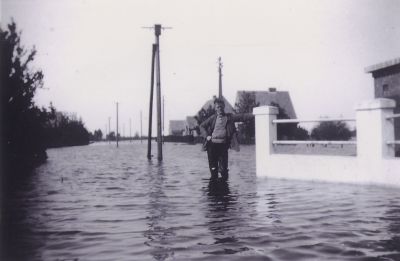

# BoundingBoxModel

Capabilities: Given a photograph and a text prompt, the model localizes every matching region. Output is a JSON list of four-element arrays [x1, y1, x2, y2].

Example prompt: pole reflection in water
[[143, 161, 175, 260]]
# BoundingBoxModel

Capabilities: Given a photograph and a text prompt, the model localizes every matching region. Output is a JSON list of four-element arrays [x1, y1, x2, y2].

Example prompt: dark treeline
[[43, 104, 90, 148], [1, 21, 89, 177]]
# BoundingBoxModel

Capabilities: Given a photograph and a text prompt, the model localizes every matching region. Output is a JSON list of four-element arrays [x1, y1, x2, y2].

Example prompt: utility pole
[[155, 24, 163, 160], [129, 118, 132, 143], [143, 24, 171, 161], [162, 95, 165, 144], [140, 110, 143, 144], [108, 117, 111, 144], [218, 57, 223, 99], [116, 102, 119, 148], [147, 44, 156, 159]]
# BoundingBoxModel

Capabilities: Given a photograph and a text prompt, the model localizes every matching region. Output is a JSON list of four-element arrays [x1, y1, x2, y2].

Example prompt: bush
[[311, 121, 352, 141]]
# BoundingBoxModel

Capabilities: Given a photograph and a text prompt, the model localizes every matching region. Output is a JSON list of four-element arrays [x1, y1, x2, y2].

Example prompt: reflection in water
[[377, 200, 400, 260], [1, 171, 45, 260], [144, 161, 175, 261], [206, 179, 235, 212], [203, 179, 246, 255]]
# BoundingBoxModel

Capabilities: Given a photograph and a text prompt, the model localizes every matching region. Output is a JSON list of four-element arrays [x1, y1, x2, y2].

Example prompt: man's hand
[[206, 136, 212, 141]]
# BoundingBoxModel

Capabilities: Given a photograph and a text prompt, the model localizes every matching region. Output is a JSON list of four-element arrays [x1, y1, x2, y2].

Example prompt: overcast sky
[[2, 0, 400, 134]]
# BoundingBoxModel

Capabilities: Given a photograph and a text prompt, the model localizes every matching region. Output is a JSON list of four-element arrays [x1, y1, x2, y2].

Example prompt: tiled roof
[[235, 90, 297, 118], [365, 57, 400, 73]]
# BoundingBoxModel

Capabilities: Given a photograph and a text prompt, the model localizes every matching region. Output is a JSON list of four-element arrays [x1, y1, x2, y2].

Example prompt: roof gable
[[169, 120, 186, 131], [235, 90, 297, 118], [365, 57, 400, 73]]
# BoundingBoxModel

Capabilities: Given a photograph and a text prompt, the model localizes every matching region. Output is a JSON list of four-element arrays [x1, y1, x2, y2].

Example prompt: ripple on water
[[3, 143, 400, 261]]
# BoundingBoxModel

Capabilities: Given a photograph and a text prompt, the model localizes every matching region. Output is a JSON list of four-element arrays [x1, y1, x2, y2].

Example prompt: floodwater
[[2, 142, 400, 260]]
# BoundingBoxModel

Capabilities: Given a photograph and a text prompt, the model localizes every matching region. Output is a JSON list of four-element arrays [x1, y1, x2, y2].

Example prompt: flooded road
[[2, 142, 400, 260]]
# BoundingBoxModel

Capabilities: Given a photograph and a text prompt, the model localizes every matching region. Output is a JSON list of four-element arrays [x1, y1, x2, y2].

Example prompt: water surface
[[2, 142, 400, 260]]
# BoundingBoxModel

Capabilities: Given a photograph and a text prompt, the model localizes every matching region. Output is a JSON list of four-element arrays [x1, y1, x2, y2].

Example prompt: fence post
[[356, 98, 396, 161], [253, 106, 279, 177]]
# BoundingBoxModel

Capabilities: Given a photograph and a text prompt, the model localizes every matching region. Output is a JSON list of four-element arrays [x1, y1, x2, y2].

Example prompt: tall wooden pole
[[218, 57, 223, 99], [155, 24, 163, 161], [116, 102, 119, 148], [162, 95, 165, 144], [108, 117, 111, 144], [140, 110, 143, 144], [129, 118, 132, 142], [147, 44, 157, 159], [144, 24, 170, 160]]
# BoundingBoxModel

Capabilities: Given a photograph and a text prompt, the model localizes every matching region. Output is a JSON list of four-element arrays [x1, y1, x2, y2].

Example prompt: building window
[[383, 84, 389, 95]]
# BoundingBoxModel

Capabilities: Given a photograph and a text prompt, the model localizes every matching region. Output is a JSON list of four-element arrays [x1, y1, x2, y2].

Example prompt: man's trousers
[[206, 142, 229, 179]]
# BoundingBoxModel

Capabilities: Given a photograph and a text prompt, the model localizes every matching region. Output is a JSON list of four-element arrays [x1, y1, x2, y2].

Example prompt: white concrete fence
[[253, 98, 400, 187]]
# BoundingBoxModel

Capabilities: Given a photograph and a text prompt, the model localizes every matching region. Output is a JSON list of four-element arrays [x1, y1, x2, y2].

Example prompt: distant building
[[235, 88, 297, 118], [185, 116, 198, 136], [169, 120, 186, 136], [365, 57, 400, 141]]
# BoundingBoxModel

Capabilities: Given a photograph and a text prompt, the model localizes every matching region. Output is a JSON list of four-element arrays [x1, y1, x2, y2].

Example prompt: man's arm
[[199, 116, 213, 138], [231, 113, 254, 123]]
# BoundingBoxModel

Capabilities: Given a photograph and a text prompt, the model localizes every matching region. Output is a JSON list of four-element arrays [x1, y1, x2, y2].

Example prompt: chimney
[[269, 87, 277, 92]]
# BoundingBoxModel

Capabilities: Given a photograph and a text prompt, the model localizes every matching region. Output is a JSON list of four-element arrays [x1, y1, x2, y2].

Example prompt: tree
[[42, 106, 89, 148], [270, 102, 309, 140], [235, 92, 259, 143], [311, 121, 352, 141], [107, 131, 116, 141], [234, 95, 309, 142], [89, 129, 103, 141], [1, 21, 47, 173], [1, 20, 91, 178]]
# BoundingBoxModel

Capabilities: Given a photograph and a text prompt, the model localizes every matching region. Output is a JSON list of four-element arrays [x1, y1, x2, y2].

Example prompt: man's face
[[215, 103, 225, 115]]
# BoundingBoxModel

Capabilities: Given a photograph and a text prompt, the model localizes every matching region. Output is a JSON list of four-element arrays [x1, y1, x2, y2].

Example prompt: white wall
[[254, 98, 400, 187]]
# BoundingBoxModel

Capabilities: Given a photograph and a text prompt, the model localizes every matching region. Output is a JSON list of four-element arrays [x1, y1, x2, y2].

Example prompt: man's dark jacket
[[199, 113, 254, 152]]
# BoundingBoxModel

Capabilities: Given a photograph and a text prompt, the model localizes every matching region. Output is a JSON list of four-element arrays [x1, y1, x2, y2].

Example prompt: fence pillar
[[356, 98, 396, 160], [253, 106, 279, 176]]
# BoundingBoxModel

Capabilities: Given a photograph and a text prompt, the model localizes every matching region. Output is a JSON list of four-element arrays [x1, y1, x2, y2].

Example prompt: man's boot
[[210, 167, 218, 180], [221, 170, 229, 181]]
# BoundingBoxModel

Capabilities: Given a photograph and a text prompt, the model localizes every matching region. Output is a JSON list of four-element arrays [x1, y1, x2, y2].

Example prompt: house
[[169, 120, 186, 136], [365, 57, 400, 141], [184, 116, 198, 136], [235, 88, 296, 118]]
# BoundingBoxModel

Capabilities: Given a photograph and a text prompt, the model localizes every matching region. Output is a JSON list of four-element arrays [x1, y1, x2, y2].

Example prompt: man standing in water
[[200, 98, 254, 180]]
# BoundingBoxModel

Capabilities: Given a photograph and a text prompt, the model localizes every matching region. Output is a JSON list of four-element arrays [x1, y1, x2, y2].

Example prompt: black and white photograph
[[1, 0, 400, 260]]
